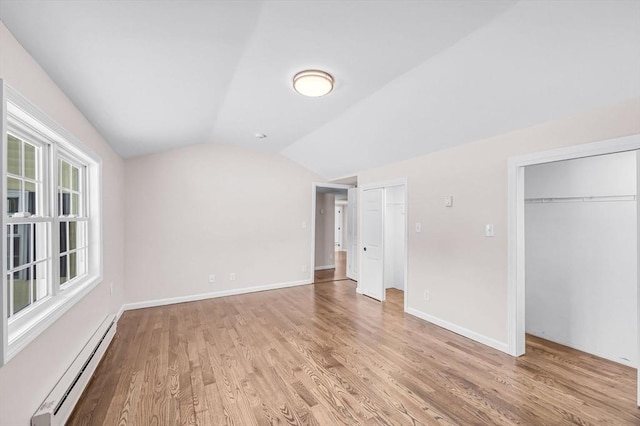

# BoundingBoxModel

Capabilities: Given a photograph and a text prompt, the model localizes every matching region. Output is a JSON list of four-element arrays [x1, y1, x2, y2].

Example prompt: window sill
[[5, 275, 102, 363]]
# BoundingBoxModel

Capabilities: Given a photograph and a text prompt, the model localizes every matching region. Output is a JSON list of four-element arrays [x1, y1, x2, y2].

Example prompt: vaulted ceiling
[[1, 1, 638, 179]]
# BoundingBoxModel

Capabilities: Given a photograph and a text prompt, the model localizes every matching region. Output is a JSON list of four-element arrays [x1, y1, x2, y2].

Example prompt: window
[[58, 158, 88, 286], [1, 82, 102, 365], [6, 135, 48, 318]]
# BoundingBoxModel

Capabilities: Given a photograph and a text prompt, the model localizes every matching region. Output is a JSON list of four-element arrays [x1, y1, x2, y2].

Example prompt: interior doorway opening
[[359, 179, 407, 310], [311, 182, 356, 285], [524, 151, 637, 368], [508, 134, 640, 404]]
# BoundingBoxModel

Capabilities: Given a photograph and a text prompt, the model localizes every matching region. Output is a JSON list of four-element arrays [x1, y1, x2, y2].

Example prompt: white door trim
[[310, 182, 354, 281], [637, 150, 640, 406], [507, 134, 640, 358], [358, 178, 408, 311], [346, 188, 359, 281]]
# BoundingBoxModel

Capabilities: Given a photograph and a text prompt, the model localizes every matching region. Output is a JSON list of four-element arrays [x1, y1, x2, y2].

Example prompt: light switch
[[485, 224, 495, 237], [301, 221, 307, 229], [415, 222, 422, 233], [444, 196, 453, 207]]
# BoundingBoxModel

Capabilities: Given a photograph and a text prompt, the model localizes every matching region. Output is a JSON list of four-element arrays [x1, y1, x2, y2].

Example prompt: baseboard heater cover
[[32, 314, 116, 426]]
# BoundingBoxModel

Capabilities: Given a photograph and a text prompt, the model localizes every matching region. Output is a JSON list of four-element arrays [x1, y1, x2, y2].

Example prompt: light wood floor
[[314, 249, 347, 283], [69, 280, 639, 425]]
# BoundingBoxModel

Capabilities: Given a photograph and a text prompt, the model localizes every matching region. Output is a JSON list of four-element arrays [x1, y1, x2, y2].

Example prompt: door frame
[[507, 135, 640, 406], [346, 188, 358, 281], [358, 178, 408, 310], [310, 183, 353, 281]]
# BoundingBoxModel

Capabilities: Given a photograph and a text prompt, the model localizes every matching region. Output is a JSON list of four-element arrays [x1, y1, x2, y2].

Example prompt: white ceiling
[[1, 1, 639, 179]]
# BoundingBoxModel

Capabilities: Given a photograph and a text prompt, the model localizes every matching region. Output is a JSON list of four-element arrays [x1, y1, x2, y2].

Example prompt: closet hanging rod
[[525, 195, 636, 204]]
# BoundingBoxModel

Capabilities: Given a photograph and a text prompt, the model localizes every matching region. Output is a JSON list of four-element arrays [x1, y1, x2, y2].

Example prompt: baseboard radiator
[[32, 314, 117, 426]]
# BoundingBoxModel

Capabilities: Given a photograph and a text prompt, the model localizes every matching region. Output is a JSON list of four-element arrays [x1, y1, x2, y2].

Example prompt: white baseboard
[[405, 307, 510, 354], [122, 279, 313, 312], [314, 265, 335, 271]]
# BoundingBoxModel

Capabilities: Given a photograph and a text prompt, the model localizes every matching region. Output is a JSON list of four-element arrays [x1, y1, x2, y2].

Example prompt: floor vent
[[32, 315, 117, 426]]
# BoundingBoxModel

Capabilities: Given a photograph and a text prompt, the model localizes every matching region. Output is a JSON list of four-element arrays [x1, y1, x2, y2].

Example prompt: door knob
[[363, 247, 367, 251]]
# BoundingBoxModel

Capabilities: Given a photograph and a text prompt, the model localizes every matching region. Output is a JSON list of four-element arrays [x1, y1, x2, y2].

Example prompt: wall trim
[[121, 279, 313, 312], [314, 265, 335, 271], [405, 306, 510, 354]]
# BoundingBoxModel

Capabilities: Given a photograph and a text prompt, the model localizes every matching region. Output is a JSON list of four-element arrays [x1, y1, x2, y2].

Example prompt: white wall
[[124, 144, 320, 303], [314, 192, 335, 269], [525, 152, 637, 366], [358, 97, 640, 350], [384, 186, 405, 290], [0, 22, 125, 426]]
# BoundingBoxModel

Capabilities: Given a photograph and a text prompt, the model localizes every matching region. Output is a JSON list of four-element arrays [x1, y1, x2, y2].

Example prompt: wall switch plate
[[415, 222, 422, 233], [209, 274, 216, 283], [302, 221, 307, 229], [485, 224, 495, 237], [424, 290, 430, 301], [444, 196, 453, 207], [229, 273, 236, 281]]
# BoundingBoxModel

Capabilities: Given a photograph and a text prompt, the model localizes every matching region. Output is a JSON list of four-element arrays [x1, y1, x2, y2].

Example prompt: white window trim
[[0, 80, 103, 366]]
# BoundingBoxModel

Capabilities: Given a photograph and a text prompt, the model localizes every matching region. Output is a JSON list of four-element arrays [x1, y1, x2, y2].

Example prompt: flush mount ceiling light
[[293, 70, 334, 97]]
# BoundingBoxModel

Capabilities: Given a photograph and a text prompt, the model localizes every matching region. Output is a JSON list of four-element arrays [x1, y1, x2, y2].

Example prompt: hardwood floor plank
[[69, 278, 640, 426]]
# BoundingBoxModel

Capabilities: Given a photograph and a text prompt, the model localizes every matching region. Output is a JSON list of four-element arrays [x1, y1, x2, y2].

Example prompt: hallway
[[314, 249, 348, 283]]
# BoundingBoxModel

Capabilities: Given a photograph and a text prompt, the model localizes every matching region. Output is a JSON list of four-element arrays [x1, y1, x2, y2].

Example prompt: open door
[[360, 187, 384, 301], [347, 188, 358, 281]]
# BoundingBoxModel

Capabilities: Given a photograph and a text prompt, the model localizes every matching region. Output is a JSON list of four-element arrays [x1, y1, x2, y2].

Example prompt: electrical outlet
[[415, 222, 422, 233], [302, 265, 308, 273], [329, 253, 334, 260], [424, 290, 430, 301], [302, 221, 307, 229], [209, 274, 216, 283], [229, 272, 236, 281]]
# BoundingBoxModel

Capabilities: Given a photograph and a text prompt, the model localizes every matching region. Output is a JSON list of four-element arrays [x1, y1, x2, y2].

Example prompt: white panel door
[[347, 188, 358, 280], [335, 206, 343, 249], [361, 188, 384, 301]]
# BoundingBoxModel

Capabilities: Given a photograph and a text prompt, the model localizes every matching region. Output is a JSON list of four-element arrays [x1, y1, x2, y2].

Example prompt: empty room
[[0, 1, 639, 425]]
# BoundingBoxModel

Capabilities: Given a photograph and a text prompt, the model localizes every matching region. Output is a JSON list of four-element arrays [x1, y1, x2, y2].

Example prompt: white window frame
[[0, 81, 103, 366]]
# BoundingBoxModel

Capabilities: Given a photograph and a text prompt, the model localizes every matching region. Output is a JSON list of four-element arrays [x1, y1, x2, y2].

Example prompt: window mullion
[[51, 144, 60, 297], [8, 226, 14, 317]]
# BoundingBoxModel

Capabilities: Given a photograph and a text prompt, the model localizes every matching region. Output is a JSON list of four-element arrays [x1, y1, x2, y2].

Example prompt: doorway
[[524, 151, 637, 367], [359, 179, 407, 309], [312, 183, 354, 284], [507, 134, 640, 404]]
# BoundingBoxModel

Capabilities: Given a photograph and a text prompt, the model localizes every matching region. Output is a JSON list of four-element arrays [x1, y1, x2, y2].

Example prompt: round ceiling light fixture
[[293, 70, 334, 97]]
